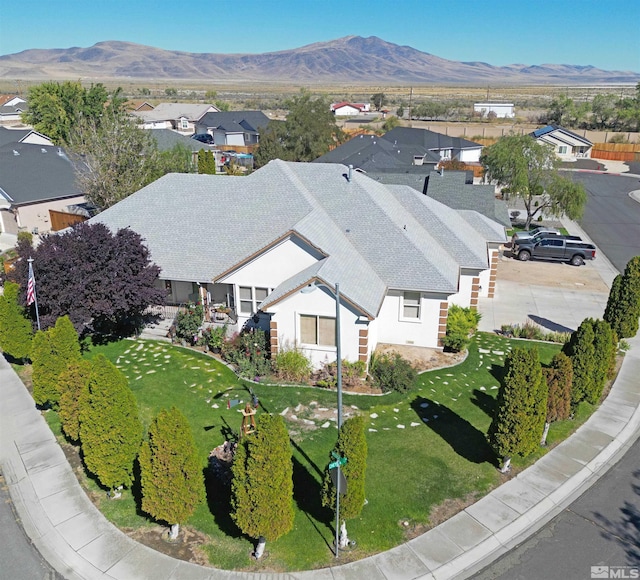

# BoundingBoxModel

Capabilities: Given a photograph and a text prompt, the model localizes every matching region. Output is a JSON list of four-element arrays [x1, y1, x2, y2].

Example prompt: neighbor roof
[[198, 111, 270, 132], [0, 143, 82, 205], [145, 129, 209, 152], [132, 103, 215, 123], [90, 161, 505, 318], [382, 127, 483, 152], [530, 124, 592, 146]]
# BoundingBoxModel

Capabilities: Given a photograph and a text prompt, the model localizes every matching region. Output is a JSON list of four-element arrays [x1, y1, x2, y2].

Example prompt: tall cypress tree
[[488, 347, 547, 472], [139, 407, 205, 540], [321, 415, 368, 520], [589, 319, 617, 405], [563, 318, 596, 408], [80, 354, 143, 494], [31, 315, 81, 407], [541, 352, 573, 445], [58, 359, 92, 442], [604, 256, 640, 339], [231, 413, 294, 543], [0, 281, 33, 361]]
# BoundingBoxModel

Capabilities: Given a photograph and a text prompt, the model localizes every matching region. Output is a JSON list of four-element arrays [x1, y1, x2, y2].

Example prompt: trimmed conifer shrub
[[563, 318, 596, 408], [321, 415, 368, 520], [589, 319, 617, 405], [604, 256, 640, 339], [58, 359, 92, 442], [541, 352, 573, 445], [0, 281, 33, 361], [80, 354, 143, 493], [139, 407, 205, 539], [230, 413, 294, 541], [487, 347, 547, 471], [31, 315, 81, 407]]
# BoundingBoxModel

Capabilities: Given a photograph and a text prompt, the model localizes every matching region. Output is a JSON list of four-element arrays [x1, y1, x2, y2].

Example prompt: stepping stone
[[478, 348, 490, 353], [433, 414, 439, 419], [124, 349, 131, 354], [164, 355, 171, 359], [280, 407, 289, 416], [480, 386, 486, 391], [212, 404, 219, 409], [446, 373, 453, 376], [136, 343, 144, 351], [393, 408, 399, 413], [420, 403, 429, 408], [422, 417, 429, 423], [397, 424, 405, 429], [135, 375, 142, 380], [322, 421, 331, 428], [303, 419, 315, 426], [368, 428, 378, 432], [491, 386, 499, 390], [492, 350, 504, 355], [443, 381, 448, 385], [295, 404, 303, 412], [370, 413, 379, 418], [146, 370, 156, 374], [410, 422, 421, 427], [350, 405, 358, 409]]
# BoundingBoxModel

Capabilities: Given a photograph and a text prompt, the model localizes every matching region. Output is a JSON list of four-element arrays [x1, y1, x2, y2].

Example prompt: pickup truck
[[513, 237, 596, 266], [510, 226, 561, 246]]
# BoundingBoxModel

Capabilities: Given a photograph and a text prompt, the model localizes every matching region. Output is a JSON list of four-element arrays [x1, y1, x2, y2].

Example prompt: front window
[[300, 315, 336, 346], [558, 145, 567, 154], [239, 286, 269, 315], [402, 291, 421, 319], [181, 118, 189, 130]]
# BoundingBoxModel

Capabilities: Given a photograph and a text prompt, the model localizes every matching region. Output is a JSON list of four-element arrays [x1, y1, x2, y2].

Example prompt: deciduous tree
[[481, 134, 586, 229], [80, 355, 142, 494], [487, 347, 547, 472], [371, 92, 387, 111], [8, 223, 164, 338], [0, 282, 33, 361], [139, 407, 205, 540], [231, 413, 294, 544], [254, 91, 343, 167]]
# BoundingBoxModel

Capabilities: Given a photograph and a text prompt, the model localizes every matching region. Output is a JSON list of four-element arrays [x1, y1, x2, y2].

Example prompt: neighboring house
[[331, 102, 370, 116], [473, 103, 515, 118], [315, 127, 484, 171], [0, 96, 28, 125], [0, 127, 54, 147], [365, 169, 511, 228], [195, 111, 270, 149], [132, 103, 219, 133], [529, 124, 593, 161], [90, 161, 505, 368], [0, 142, 85, 236]]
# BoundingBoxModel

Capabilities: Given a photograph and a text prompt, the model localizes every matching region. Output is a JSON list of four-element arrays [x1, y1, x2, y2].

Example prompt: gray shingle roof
[[0, 143, 81, 205], [383, 127, 483, 151], [132, 103, 214, 123], [197, 111, 270, 132], [90, 161, 505, 317], [425, 170, 511, 228]]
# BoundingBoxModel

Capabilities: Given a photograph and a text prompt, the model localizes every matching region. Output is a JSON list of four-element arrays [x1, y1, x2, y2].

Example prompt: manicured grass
[[45, 333, 594, 571]]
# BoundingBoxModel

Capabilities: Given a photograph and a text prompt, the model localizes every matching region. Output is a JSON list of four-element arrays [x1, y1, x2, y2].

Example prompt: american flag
[[26, 261, 36, 306]]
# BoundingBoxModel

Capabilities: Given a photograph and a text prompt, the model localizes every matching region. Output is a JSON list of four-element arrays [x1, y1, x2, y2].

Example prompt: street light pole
[[334, 282, 342, 558]]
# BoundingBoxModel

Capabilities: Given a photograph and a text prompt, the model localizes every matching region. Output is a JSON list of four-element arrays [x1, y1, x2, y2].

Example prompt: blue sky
[[1, 0, 639, 72]]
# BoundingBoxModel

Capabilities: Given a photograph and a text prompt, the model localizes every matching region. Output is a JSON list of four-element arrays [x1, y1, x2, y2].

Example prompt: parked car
[[511, 226, 561, 246], [191, 133, 214, 144], [513, 234, 582, 251], [513, 237, 596, 266]]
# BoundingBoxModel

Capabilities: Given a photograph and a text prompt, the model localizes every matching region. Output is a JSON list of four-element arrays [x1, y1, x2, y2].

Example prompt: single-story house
[[0, 127, 53, 147], [331, 102, 371, 116], [529, 125, 593, 161], [473, 103, 515, 118], [132, 103, 219, 133], [0, 142, 85, 236], [0, 96, 28, 125], [90, 161, 505, 369], [195, 111, 270, 148], [315, 127, 484, 172]]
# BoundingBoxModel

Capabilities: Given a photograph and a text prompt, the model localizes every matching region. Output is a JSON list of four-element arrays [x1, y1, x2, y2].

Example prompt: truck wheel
[[570, 255, 584, 266], [518, 250, 531, 261]]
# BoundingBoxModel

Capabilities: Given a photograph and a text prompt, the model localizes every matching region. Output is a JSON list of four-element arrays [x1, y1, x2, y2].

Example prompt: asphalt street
[[472, 434, 640, 580], [568, 172, 640, 273], [0, 475, 61, 580]]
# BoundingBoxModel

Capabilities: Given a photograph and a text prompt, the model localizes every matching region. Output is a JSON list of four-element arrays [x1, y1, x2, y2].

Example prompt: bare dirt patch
[[375, 343, 467, 373], [497, 251, 610, 293]]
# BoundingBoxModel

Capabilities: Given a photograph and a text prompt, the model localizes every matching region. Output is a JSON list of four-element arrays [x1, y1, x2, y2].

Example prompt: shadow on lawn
[[411, 396, 497, 467], [471, 389, 498, 418]]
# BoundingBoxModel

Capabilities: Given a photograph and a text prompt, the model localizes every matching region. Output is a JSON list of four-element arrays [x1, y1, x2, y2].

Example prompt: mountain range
[[1, 36, 638, 84]]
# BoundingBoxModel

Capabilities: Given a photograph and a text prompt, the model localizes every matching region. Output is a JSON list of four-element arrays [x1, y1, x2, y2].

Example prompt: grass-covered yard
[[42, 332, 595, 572]]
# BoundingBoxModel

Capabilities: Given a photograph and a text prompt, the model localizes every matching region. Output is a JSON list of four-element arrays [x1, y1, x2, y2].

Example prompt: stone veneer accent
[[269, 320, 278, 356], [437, 301, 448, 345], [470, 276, 481, 310], [488, 250, 499, 298], [358, 327, 368, 362]]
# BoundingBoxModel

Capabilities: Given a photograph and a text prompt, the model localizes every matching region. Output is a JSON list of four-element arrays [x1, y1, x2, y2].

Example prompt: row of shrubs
[[500, 321, 571, 344]]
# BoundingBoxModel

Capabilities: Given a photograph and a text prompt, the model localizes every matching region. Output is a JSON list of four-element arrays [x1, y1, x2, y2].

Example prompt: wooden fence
[[49, 210, 87, 232], [591, 143, 640, 162]]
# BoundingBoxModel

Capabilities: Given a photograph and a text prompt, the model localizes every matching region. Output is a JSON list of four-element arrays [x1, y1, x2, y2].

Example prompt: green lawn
[[43, 332, 593, 571]]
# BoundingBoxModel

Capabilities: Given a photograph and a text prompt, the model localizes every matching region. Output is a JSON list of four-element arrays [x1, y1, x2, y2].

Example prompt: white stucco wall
[[270, 287, 362, 369], [448, 274, 473, 307], [458, 148, 482, 163], [16, 196, 86, 234], [334, 105, 360, 116], [473, 104, 515, 118], [375, 290, 443, 349]]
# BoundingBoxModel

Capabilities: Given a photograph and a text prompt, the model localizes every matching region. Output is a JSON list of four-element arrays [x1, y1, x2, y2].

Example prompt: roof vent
[[13, 149, 19, 156], [41, 148, 47, 153], [348, 164, 353, 182], [57, 147, 64, 156]]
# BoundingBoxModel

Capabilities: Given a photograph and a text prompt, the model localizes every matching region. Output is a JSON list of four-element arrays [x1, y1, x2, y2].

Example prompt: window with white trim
[[180, 118, 189, 130], [300, 315, 336, 346], [558, 145, 568, 154], [239, 286, 269, 315], [401, 291, 421, 319]]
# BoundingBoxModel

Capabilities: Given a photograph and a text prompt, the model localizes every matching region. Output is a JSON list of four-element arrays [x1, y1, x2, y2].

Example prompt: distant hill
[[1, 36, 638, 84]]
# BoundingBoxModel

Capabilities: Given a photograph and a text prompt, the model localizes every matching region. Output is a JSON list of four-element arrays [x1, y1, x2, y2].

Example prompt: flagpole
[[27, 257, 41, 331]]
